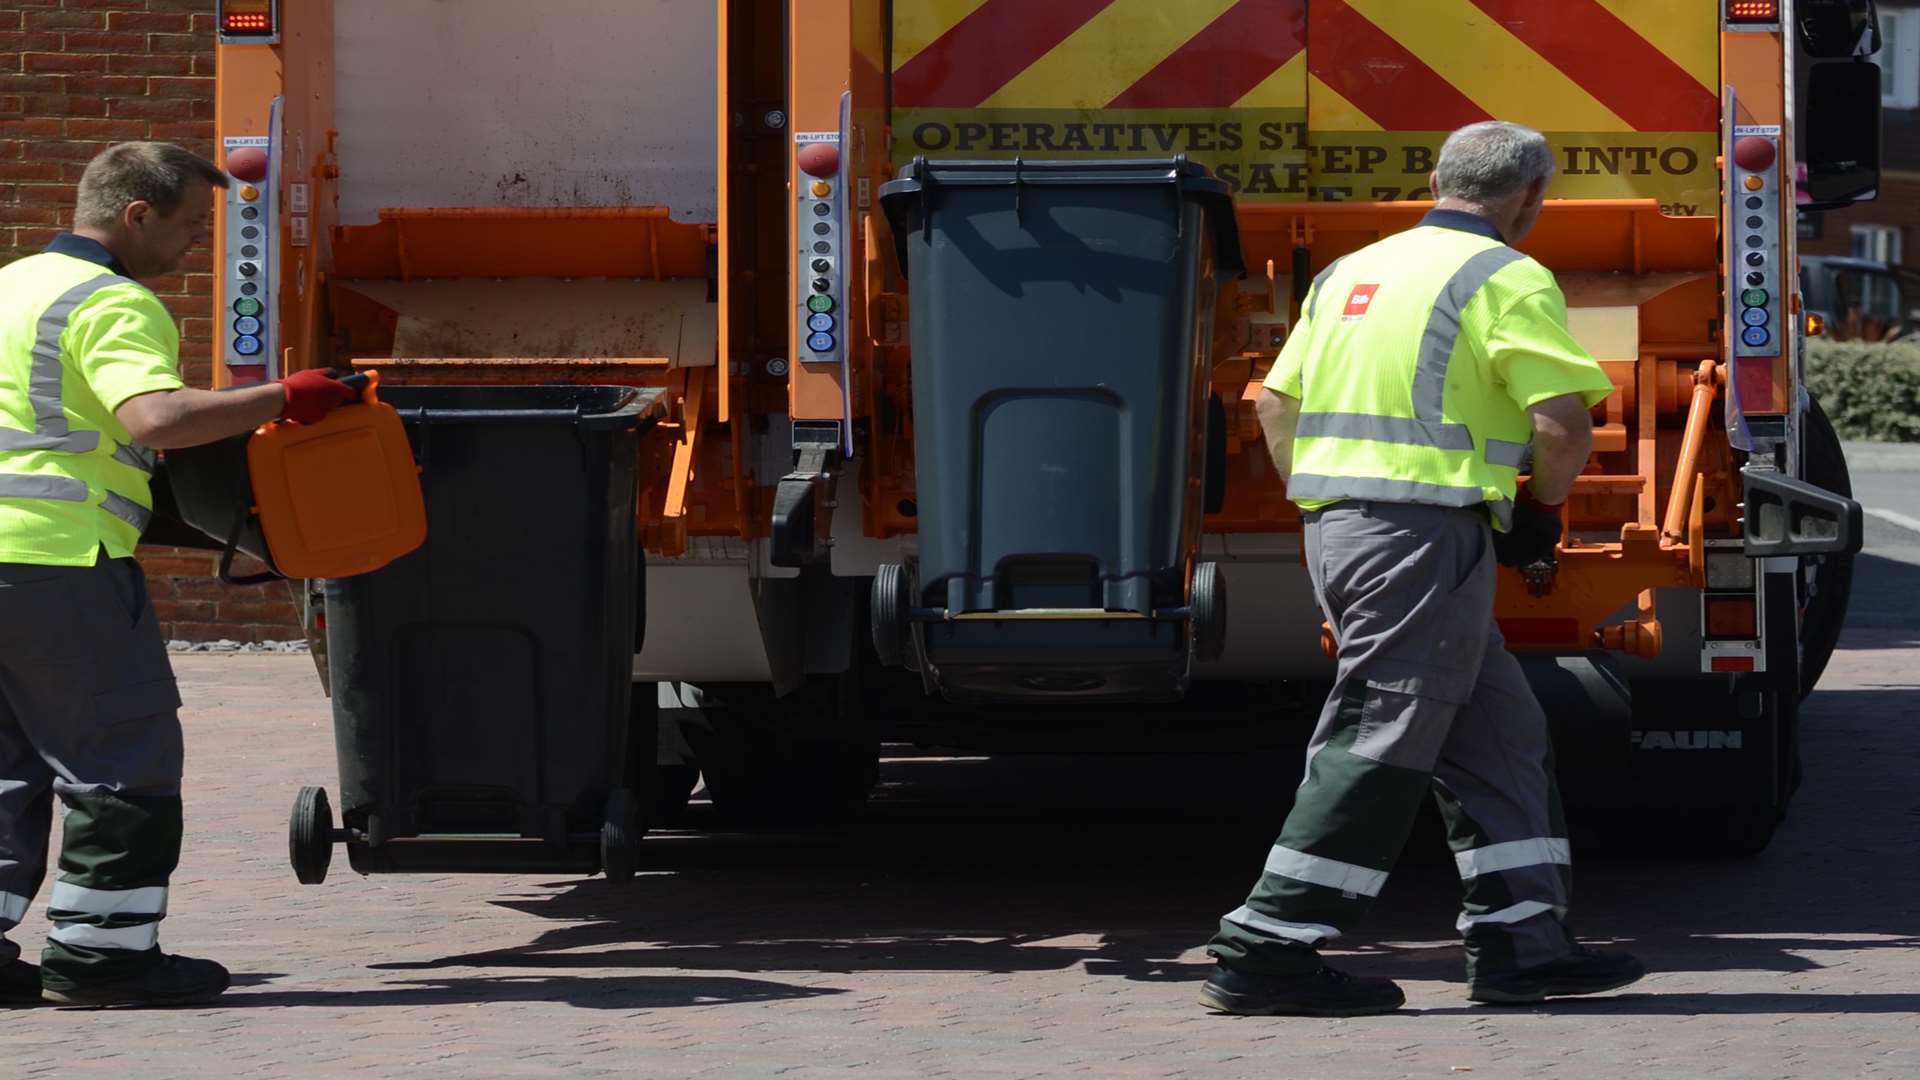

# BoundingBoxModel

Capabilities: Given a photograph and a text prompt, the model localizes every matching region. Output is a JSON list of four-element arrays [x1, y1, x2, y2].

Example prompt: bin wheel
[[871, 564, 912, 668], [1191, 561, 1227, 663], [600, 786, 640, 885], [289, 786, 334, 886]]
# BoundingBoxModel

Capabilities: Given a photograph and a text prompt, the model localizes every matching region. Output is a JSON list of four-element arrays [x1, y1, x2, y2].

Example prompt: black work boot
[[41, 953, 231, 1007], [1467, 943, 1645, 1005], [1200, 962, 1406, 1017], [2, 958, 44, 1007]]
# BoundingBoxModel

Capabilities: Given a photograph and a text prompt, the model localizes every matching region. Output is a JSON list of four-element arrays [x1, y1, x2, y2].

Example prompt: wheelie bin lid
[[878, 156, 1246, 282]]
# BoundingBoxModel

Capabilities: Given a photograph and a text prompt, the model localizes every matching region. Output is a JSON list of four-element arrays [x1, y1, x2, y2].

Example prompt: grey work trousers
[[1209, 501, 1574, 978], [0, 553, 185, 983]]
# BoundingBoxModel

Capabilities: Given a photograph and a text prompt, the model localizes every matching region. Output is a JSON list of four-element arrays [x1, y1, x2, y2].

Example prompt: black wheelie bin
[[286, 384, 663, 886], [874, 157, 1244, 704]]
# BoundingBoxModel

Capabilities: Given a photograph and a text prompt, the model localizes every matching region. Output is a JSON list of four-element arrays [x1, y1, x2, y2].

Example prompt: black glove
[[1493, 494, 1562, 568]]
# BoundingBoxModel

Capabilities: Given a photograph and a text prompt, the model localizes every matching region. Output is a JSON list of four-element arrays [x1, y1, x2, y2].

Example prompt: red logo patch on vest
[[1343, 284, 1381, 318]]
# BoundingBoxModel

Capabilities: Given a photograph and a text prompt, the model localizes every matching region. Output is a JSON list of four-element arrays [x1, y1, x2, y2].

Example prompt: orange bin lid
[[246, 370, 427, 579]]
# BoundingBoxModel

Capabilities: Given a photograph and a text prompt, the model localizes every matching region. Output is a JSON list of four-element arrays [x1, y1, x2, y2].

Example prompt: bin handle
[[392, 407, 591, 424], [215, 514, 281, 587]]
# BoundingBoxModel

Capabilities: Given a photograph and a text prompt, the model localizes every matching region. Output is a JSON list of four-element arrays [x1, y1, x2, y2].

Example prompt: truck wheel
[[1797, 393, 1853, 700], [600, 786, 639, 884], [1191, 561, 1227, 663], [871, 564, 911, 668], [289, 786, 334, 885]]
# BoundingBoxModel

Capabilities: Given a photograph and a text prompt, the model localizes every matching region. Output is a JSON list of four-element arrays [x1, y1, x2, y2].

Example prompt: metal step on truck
[[201, 0, 1876, 879]]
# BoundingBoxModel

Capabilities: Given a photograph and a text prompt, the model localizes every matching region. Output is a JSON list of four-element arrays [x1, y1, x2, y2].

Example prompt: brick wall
[[1, 0, 303, 643]]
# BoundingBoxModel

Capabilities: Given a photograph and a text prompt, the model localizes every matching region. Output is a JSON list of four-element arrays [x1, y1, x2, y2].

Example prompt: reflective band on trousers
[[48, 882, 168, 917], [1294, 411, 1474, 452], [0, 891, 27, 925], [99, 490, 152, 532], [1412, 247, 1529, 423], [1456, 899, 1567, 932], [0, 274, 132, 455], [1223, 905, 1340, 945], [1454, 837, 1571, 881], [0, 473, 88, 502], [47, 921, 159, 951], [1263, 844, 1390, 898]]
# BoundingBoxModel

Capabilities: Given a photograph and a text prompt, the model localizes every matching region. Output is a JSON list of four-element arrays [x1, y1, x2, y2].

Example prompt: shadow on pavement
[[222, 974, 844, 1009], [359, 657, 1914, 1016], [1836, 553, 1920, 637], [1414, 991, 1920, 1016]]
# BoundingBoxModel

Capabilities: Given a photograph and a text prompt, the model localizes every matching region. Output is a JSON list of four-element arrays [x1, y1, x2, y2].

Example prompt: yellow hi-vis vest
[[1264, 218, 1614, 530], [0, 250, 186, 565]]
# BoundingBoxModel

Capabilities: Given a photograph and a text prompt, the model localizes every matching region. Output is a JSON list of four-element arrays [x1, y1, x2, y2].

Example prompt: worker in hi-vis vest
[[0, 143, 358, 1007], [1199, 122, 1646, 1017]]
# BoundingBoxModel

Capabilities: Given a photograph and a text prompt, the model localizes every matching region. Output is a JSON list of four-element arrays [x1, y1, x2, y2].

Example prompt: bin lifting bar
[[1662, 359, 1722, 545]]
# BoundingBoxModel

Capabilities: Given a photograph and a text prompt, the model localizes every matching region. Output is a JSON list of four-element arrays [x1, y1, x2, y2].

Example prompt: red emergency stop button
[[226, 146, 269, 183], [1734, 136, 1777, 174], [797, 142, 840, 179]]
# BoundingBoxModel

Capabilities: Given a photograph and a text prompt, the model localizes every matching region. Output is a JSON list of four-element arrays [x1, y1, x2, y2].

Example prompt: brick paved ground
[[3, 568, 1917, 1077]]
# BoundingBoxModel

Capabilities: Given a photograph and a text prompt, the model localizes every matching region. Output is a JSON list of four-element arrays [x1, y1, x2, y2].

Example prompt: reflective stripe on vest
[[1411, 248, 1529, 426], [1299, 246, 1527, 469], [100, 491, 153, 532], [0, 275, 133, 454], [1305, 257, 1346, 325], [0, 269, 160, 542], [0, 473, 89, 502]]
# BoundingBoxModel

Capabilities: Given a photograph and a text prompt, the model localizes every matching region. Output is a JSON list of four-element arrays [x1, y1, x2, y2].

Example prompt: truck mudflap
[[1741, 467, 1864, 557]]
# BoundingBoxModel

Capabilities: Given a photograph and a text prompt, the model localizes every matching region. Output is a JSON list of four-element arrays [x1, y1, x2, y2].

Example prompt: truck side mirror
[[1803, 61, 1883, 210], [1799, 0, 1882, 59]]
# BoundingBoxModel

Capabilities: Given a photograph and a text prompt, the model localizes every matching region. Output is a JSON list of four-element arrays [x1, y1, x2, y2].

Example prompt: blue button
[[233, 315, 262, 336], [233, 334, 262, 356], [1741, 306, 1769, 328], [1741, 325, 1771, 348], [807, 312, 835, 333], [806, 331, 835, 353]]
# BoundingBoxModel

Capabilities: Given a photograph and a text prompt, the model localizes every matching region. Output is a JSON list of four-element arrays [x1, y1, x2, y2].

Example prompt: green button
[[1741, 288, 1769, 308], [806, 293, 835, 314], [233, 296, 263, 317]]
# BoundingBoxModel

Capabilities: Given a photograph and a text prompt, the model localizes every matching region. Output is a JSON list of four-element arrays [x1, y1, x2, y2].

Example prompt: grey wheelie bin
[[286, 384, 663, 886], [874, 157, 1244, 704]]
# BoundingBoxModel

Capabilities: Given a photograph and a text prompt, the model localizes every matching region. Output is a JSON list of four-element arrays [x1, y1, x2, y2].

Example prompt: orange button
[[1742, 175, 1765, 192], [239, 185, 261, 202], [810, 181, 832, 198]]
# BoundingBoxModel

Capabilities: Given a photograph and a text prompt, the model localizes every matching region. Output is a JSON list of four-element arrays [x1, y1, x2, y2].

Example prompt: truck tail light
[[1705, 596, 1758, 639], [1726, 1, 1779, 23], [218, 1, 279, 43]]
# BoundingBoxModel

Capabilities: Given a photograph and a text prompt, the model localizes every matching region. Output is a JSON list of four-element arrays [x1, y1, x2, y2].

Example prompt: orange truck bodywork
[[210, 2, 1863, 840]]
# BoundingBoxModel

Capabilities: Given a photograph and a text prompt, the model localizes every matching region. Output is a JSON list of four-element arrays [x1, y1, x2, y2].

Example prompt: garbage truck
[[201, 0, 1878, 876]]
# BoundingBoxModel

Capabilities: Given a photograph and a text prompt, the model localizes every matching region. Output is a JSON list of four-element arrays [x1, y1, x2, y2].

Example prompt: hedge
[[1803, 340, 1920, 443]]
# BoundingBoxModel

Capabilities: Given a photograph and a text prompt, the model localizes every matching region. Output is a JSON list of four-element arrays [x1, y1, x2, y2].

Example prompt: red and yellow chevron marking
[[893, 0, 1305, 110], [889, 0, 1721, 210], [1308, 0, 1718, 134]]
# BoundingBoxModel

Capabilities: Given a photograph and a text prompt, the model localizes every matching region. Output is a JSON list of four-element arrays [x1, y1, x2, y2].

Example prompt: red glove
[[278, 369, 360, 425]]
